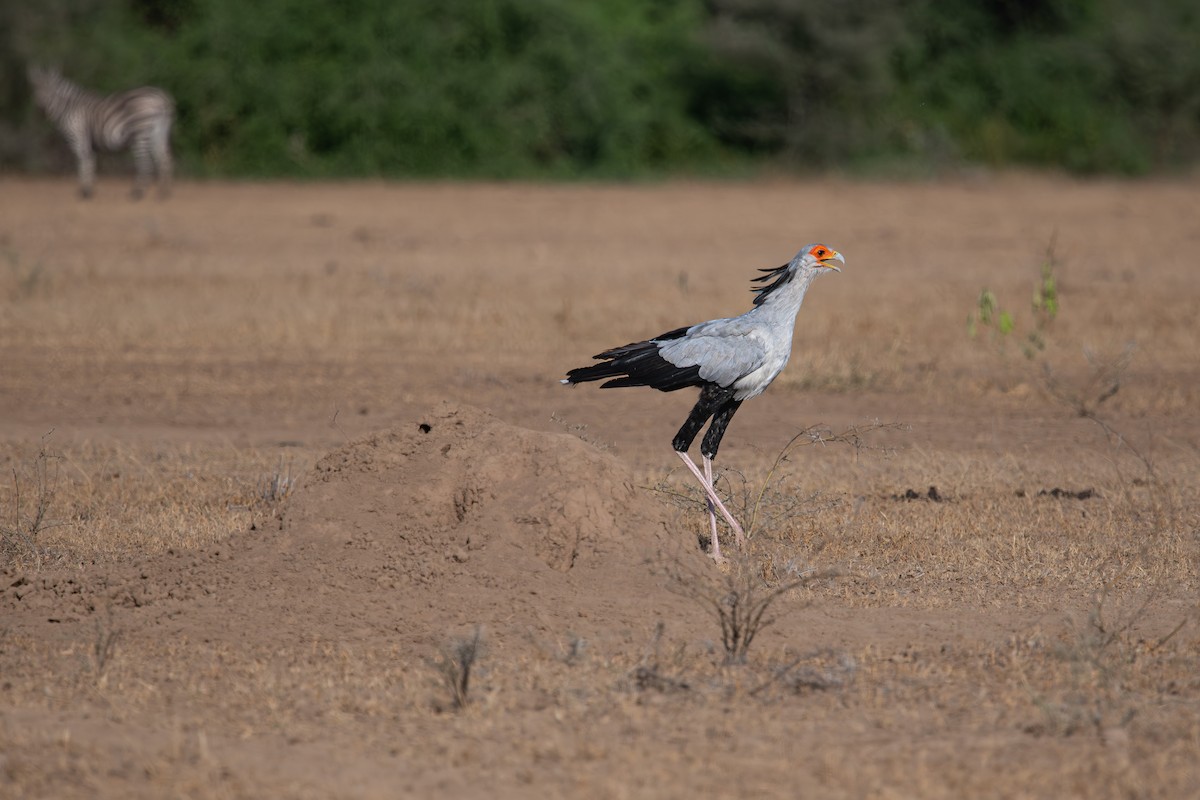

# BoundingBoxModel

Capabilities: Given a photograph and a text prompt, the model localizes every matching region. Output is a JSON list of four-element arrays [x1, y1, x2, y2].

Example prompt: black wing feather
[[563, 325, 702, 392]]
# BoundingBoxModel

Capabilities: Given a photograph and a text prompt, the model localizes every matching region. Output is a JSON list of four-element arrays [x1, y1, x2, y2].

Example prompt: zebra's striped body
[[29, 67, 175, 200]]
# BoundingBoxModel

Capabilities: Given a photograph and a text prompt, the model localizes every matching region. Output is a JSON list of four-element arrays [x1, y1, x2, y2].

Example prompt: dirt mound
[[294, 401, 677, 572], [279, 401, 706, 647]]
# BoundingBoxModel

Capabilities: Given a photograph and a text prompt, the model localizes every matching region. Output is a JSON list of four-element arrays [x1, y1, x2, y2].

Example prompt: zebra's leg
[[130, 136, 153, 200], [150, 119, 173, 199], [73, 140, 96, 200]]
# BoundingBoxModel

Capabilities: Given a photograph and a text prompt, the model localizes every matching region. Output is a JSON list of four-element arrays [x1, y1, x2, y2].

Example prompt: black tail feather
[[564, 329, 702, 393]]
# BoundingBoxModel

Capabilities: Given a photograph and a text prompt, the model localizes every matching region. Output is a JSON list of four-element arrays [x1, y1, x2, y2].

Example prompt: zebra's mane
[[29, 68, 95, 118], [750, 262, 794, 306]]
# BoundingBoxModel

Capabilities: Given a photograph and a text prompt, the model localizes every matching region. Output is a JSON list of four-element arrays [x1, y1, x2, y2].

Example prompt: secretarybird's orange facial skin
[[810, 244, 844, 271]]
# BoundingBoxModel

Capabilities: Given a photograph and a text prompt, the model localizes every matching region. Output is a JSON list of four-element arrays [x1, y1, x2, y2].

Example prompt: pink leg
[[675, 451, 745, 553], [702, 456, 721, 560], [705, 454, 745, 546]]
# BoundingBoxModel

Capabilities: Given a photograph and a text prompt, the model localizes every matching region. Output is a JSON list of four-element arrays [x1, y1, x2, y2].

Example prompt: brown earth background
[[1, 175, 1198, 798]]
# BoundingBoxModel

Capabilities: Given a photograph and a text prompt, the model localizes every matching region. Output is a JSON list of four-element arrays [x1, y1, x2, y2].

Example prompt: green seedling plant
[[969, 240, 1060, 360]]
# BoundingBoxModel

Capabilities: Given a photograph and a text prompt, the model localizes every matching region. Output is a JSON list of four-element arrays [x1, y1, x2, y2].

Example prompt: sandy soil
[[1, 175, 1198, 798]]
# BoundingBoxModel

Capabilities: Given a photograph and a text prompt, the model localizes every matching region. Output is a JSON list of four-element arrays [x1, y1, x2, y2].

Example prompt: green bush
[[168, 0, 726, 176], [2, 0, 1198, 177], [894, 0, 1200, 172], [697, 0, 1200, 174]]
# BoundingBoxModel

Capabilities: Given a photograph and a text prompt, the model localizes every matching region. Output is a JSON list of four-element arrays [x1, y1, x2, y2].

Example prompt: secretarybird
[[562, 243, 844, 561]]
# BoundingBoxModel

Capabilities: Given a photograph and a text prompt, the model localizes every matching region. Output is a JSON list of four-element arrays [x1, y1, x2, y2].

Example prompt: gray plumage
[[29, 67, 175, 200]]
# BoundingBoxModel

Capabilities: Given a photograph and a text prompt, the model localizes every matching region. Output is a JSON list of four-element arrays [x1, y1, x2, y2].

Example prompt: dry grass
[[0, 438, 315, 567], [1, 596, 1195, 798], [3, 178, 1199, 418]]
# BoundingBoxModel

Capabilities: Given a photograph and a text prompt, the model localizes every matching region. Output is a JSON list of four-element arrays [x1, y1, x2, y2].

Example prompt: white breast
[[731, 330, 791, 400]]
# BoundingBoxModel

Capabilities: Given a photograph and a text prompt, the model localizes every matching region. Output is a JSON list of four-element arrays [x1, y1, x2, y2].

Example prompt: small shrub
[[1, 432, 64, 568], [664, 555, 817, 665], [430, 626, 484, 710], [89, 614, 123, 683], [257, 457, 297, 506], [631, 621, 691, 693]]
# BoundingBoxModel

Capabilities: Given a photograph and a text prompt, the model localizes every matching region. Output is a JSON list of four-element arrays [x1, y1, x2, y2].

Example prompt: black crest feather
[[750, 262, 793, 306]]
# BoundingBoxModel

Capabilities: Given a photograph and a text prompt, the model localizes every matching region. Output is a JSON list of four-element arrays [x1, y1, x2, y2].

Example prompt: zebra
[[28, 66, 175, 200]]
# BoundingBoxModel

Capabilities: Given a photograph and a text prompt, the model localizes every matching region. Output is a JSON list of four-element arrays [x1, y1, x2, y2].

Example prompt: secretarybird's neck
[[746, 266, 821, 331]]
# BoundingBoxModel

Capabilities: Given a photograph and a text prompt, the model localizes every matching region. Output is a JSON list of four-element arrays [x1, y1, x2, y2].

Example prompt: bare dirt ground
[[1, 175, 1198, 798]]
